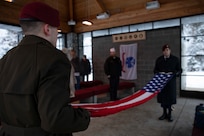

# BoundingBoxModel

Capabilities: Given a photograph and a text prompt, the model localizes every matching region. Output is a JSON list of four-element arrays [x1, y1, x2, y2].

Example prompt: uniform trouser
[[82, 75, 89, 82], [0, 122, 72, 136], [109, 76, 119, 100], [75, 76, 80, 90]]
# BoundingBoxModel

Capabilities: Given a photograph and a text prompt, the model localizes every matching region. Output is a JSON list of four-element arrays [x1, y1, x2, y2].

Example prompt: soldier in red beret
[[154, 44, 182, 122], [0, 2, 90, 136]]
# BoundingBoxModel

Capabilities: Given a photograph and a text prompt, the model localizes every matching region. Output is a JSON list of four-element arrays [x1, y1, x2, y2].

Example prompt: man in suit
[[104, 48, 122, 101]]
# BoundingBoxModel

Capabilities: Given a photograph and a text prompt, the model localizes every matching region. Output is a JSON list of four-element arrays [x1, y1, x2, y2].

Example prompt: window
[[0, 24, 66, 59], [0, 24, 22, 58], [109, 26, 129, 35], [130, 22, 152, 32], [83, 32, 93, 81], [153, 19, 180, 29], [181, 15, 204, 92], [56, 33, 65, 50], [93, 29, 109, 37]]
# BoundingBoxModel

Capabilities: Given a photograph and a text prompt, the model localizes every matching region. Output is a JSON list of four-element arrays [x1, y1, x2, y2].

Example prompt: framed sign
[[112, 31, 146, 43]]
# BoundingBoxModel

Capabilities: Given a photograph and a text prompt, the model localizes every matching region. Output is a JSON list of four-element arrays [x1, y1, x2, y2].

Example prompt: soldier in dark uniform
[[80, 55, 91, 82], [0, 2, 90, 136], [154, 44, 182, 122], [70, 49, 81, 90], [104, 48, 122, 101]]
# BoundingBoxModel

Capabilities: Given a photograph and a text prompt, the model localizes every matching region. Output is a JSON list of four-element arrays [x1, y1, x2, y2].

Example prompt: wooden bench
[[71, 82, 135, 103]]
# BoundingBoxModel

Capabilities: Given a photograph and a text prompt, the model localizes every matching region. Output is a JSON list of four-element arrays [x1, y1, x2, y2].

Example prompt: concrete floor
[[73, 91, 204, 136]]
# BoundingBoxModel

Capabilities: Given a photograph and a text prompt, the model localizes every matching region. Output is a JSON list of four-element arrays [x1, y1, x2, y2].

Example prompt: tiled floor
[[73, 91, 204, 136]]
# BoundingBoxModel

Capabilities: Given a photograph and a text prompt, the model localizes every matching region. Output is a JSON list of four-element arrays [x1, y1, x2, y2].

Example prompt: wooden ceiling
[[0, 0, 204, 33]]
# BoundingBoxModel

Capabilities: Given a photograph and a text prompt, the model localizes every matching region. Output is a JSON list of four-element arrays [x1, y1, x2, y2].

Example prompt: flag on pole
[[120, 43, 137, 80]]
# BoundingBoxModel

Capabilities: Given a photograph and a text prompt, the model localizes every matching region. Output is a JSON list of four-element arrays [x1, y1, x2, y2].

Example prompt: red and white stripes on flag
[[120, 43, 137, 80], [72, 73, 174, 117]]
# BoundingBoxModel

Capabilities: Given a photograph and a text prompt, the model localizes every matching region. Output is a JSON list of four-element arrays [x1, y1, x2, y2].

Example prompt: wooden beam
[[95, 0, 106, 12], [69, 0, 74, 20], [74, 0, 204, 33]]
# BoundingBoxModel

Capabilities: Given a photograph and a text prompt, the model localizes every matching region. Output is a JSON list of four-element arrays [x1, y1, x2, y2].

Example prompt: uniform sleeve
[[119, 58, 122, 76], [88, 60, 91, 74], [104, 58, 110, 76], [175, 57, 182, 76], [153, 58, 160, 74], [37, 57, 90, 133]]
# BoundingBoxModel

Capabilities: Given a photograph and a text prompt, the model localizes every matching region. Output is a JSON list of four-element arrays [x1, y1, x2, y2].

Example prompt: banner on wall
[[120, 43, 137, 80]]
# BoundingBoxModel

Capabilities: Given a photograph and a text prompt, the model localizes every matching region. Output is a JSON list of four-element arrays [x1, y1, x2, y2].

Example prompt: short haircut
[[19, 20, 44, 34]]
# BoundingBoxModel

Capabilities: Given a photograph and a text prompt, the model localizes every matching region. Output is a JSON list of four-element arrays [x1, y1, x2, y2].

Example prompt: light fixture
[[68, 20, 76, 26], [146, 0, 160, 10], [82, 0, 93, 26], [82, 20, 93, 26], [96, 12, 110, 20], [68, 0, 76, 26], [4, 0, 14, 2]]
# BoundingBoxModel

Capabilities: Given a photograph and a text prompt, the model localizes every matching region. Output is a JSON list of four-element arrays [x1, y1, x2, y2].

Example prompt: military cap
[[20, 2, 60, 27], [162, 44, 170, 51], [110, 48, 116, 52]]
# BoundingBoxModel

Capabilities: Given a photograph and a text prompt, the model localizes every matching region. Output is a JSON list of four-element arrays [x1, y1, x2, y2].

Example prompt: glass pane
[[83, 36, 92, 46], [181, 14, 204, 24], [109, 26, 129, 35], [83, 32, 93, 81], [56, 33, 65, 50], [181, 75, 204, 91], [130, 22, 152, 32], [93, 29, 109, 37], [0, 26, 20, 58], [181, 22, 204, 36], [181, 36, 204, 56], [181, 18, 204, 92], [181, 56, 204, 74], [153, 19, 180, 29]]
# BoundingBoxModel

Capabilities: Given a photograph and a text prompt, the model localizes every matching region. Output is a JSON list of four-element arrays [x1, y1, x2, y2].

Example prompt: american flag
[[142, 73, 174, 93]]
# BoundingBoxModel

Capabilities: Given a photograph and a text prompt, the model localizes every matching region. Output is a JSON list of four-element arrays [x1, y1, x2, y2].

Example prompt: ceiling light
[[4, 0, 13, 2], [82, 0, 93, 26], [82, 20, 93, 26]]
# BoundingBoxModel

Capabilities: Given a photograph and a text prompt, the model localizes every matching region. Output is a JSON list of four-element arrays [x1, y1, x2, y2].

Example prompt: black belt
[[1, 122, 47, 136]]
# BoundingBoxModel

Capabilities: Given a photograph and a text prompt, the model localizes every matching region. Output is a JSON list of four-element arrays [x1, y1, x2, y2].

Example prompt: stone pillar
[[66, 32, 83, 58]]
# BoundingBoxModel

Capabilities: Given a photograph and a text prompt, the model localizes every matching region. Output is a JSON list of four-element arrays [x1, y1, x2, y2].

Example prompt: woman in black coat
[[154, 44, 182, 122]]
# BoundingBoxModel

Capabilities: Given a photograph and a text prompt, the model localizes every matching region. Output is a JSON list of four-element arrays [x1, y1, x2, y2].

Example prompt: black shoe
[[167, 116, 173, 122], [158, 114, 167, 120]]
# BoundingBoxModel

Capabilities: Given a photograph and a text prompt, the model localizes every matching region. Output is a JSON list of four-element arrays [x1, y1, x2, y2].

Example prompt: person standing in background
[[80, 55, 91, 82], [0, 2, 90, 136], [62, 48, 76, 98], [70, 49, 81, 90], [104, 48, 122, 101], [154, 44, 182, 122]]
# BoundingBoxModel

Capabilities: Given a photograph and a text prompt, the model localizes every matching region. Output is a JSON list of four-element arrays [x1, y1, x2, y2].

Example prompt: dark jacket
[[80, 59, 91, 76], [71, 57, 80, 73], [154, 54, 182, 105], [0, 35, 90, 136], [104, 56, 122, 77]]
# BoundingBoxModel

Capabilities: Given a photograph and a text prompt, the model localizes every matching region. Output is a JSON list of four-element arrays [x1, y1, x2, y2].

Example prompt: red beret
[[20, 2, 60, 27], [162, 44, 170, 51]]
